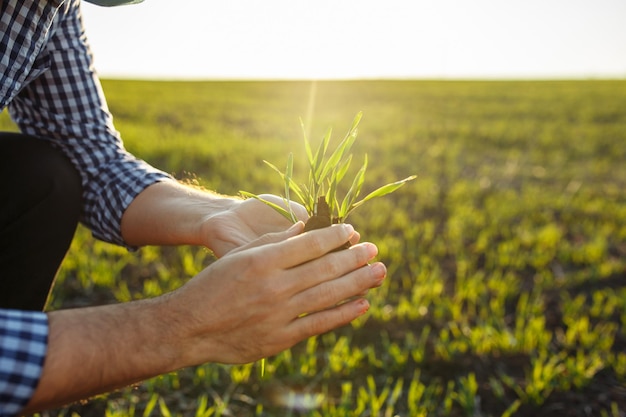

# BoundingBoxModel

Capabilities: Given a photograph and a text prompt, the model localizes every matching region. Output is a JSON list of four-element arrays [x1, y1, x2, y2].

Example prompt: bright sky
[[81, 0, 626, 80]]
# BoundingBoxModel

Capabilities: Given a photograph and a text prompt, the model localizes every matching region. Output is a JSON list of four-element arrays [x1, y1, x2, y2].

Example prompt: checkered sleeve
[[7, 0, 173, 248], [0, 309, 48, 417]]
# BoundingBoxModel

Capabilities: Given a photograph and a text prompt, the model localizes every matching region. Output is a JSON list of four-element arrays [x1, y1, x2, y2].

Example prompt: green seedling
[[242, 113, 415, 376], [241, 112, 416, 236]]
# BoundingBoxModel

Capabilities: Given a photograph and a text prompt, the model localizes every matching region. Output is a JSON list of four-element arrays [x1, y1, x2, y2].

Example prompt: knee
[[41, 145, 82, 207], [1, 133, 83, 226], [29, 143, 83, 224]]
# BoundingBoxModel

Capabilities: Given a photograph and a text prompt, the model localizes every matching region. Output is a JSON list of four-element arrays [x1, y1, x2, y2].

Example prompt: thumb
[[227, 221, 304, 255]]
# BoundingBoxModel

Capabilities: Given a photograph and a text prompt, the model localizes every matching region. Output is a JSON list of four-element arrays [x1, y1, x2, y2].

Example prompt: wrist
[[198, 197, 241, 249], [122, 181, 240, 247], [143, 295, 191, 372], [155, 288, 223, 369]]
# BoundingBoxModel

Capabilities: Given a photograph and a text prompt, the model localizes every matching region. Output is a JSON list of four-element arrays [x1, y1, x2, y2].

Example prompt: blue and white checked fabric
[[2, 0, 170, 414], [0, 309, 48, 417], [1, 0, 172, 247]]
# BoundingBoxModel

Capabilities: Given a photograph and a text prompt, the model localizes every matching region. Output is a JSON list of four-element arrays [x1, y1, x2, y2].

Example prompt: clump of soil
[[303, 196, 351, 251]]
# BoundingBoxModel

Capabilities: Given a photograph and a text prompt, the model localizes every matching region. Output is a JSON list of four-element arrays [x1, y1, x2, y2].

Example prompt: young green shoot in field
[[241, 112, 416, 235], [241, 112, 415, 377]]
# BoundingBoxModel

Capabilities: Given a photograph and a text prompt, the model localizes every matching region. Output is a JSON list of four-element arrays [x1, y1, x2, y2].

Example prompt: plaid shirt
[[1, 0, 172, 247], [0, 310, 48, 417], [1, 0, 171, 414]]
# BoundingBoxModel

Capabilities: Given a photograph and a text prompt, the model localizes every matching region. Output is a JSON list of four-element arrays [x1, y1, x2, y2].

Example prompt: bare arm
[[22, 223, 386, 414], [24, 297, 177, 412], [120, 180, 238, 248]]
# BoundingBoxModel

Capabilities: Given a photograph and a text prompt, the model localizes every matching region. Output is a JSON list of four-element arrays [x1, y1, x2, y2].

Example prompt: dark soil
[[303, 196, 351, 251]]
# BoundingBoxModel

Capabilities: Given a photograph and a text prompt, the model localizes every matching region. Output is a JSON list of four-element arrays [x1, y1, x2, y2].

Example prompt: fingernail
[[371, 262, 386, 276], [371, 262, 386, 285], [342, 223, 354, 236], [365, 242, 379, 258], [357, 299, 370, 315], [289, 221, 304, 231], [286, 222, 304, 236]]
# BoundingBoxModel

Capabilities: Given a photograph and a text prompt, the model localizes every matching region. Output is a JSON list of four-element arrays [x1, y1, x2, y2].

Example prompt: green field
[[3, 79, 626, 416]]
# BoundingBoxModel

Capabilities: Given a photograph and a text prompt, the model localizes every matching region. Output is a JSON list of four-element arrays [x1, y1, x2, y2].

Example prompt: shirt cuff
[[0, 309, 48, 417]]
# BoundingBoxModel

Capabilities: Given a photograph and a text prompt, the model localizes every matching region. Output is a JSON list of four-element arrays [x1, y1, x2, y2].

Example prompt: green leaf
[[301, 118, 314, 167], [318, 128, 357, 184], [284, 153, 298, 223], [239, 191, 295, 223], [158, 398, 172, 417], [312, 127, 332, 183], [263, 160, 307, 209], [143, 393, 159, 417], [349, 111, 363, 133], [288, 181, 307, 210], [335, 153, 353, 185], [319, 112, 362, 194], [339, 155, 368, 219], [263, 159, 286, 179], [345, 175, 417, 219], [299, 183, 315, 216], [325, 173, 338, 217]]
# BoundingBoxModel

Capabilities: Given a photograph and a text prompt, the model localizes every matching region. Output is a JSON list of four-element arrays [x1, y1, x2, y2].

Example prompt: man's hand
[[24, 222, 385, 414], [200, 193, 308, 257], [169, 222, 383, 364], [121, 183, 301, 253], [122, 182, 361, 257]]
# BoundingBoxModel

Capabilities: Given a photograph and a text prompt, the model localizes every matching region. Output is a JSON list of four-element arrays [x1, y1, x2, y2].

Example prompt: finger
[[288, 298, 371, 340], [227, 221, 304, 255], [290, 204, 309, 222], [261, 223, 356, 269], [290, 261, 386, 314], [290, 242, 378, 291], [349, 230, 361, 246]]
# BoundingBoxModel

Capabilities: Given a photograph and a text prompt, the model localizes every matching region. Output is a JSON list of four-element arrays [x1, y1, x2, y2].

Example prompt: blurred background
[[82, 0, 626, 80]]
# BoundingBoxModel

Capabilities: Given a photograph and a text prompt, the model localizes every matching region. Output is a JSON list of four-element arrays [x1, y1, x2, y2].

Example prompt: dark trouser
[[0, 132, 82, 311]]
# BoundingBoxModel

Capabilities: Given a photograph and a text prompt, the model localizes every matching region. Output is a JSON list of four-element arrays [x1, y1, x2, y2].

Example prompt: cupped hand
[[201, 194, 359, 257], [200, 194, 307, 257], [165, 222, 385, 366]]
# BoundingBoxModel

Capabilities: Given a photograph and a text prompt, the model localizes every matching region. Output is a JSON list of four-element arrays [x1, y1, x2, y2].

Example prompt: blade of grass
[[299, 183, 315, 216], [345, 175, 417, 219], [350, 111, 363, 132], [317, 112, 362, 192], [326, 173, 338, 218], [263, 160, 307, 207], [318, 126, 358, 183], [335, 153, 353, 185], [312, 127, 332, 183], [284, 153, 298, 223], [339, 155, 368, 220], [264, 159, 286, 178], [301, 118, 314, 167], [239, 191, 295, 223]]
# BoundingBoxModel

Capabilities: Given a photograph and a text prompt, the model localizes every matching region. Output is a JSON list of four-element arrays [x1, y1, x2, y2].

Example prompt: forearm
[[121, 180, 239, 248], [22, 297, 183, 414]]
